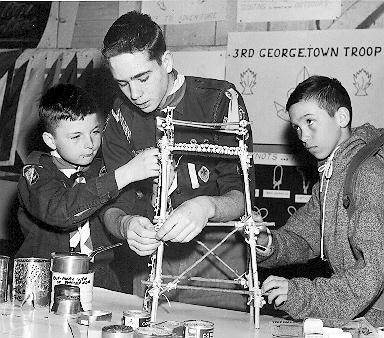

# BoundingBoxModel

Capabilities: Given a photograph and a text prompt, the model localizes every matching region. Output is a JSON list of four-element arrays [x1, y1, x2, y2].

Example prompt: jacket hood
[[321, 123, 383, 174]]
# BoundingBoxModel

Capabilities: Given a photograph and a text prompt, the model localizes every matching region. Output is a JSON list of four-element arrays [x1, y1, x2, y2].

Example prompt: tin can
[[184, 320, 214, 338], [152, 321, 184, 338], [102, 324, 133, 338], [0, 255, 9, 303], [12, 257, 51, 307], [133, 326, 172, 337], [123, 310, 150, 329]]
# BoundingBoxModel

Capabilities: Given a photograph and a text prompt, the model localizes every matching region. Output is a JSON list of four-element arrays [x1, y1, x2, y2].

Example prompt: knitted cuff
[[255, 227, 274, 257]]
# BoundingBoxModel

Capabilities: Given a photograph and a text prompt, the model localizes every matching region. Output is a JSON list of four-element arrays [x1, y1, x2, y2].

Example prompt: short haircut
[[286, 75, 352, 121], [102, 10, 166, 64], [39, 83, 99, 134]]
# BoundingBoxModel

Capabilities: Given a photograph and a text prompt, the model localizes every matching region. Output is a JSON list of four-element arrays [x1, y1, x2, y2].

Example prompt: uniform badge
[[99, 165, 107, 177], [111, 107, 131, 142], [23, 165, 39, 185], [198, 166, 210, 183]]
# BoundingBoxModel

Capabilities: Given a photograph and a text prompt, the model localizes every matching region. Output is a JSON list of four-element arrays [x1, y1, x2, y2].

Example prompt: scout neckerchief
[[158, 70, 185, 111], [152, 71, 186, 210], [51, 150, 93, 257]]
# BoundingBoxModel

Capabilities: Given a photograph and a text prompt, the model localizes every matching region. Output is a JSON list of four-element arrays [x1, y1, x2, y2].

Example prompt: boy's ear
[[42, 132, 57, 150], [161, 51, 173, 74], [335, 107, 351, 128]]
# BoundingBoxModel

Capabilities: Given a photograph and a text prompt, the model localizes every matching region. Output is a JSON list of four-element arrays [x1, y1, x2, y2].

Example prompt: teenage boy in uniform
[[101, 11, 254, 309], [17, 83, 160, 290], [256, 75, 384, 326]]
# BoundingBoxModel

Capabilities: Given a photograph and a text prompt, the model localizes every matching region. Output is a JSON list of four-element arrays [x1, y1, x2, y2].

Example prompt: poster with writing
[[141, 0, 226, 25], [226, 29, 384, 145], [237, 0, 340, 23], [0, 2, 51, 48]]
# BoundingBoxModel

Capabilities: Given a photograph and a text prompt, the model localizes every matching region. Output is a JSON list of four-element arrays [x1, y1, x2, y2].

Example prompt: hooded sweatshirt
[[259, 123, 384, 326]]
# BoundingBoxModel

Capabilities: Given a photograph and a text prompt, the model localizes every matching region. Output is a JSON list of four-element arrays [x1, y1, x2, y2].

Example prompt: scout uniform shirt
[[16, 150, 121, 291], [102, 71, 255, 309]]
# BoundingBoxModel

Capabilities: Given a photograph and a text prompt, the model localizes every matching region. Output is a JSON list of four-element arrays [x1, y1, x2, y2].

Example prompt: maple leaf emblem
[[353, 69, 371, 96], [240, 68, 257, 95]]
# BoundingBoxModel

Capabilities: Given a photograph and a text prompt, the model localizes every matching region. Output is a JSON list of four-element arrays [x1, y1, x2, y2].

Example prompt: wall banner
[[141, 0, 226, 25], [226, 29, 384, 145], [237, 0, 340, 23]]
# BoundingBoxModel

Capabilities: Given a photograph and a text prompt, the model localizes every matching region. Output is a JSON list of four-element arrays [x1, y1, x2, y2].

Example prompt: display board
[[226, 29, 384, 144], [0, 2, 51, 48]]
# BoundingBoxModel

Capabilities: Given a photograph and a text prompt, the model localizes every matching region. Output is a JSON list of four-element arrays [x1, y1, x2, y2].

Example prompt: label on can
[[123, 310, 150, 329], [184, 320, 214, 338]]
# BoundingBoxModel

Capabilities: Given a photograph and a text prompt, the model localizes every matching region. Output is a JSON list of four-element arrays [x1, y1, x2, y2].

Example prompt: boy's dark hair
[[286, 75, 352, 122], [39, 83, 99, 134], [101, 11, 166, 65]]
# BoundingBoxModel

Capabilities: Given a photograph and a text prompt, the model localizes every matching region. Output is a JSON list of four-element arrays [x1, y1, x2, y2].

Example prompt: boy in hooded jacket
[[256, 75, 384, 326]]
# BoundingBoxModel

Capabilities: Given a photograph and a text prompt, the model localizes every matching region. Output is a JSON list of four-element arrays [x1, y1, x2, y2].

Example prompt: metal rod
[[158, 117, 251, 130], [196, 240, 242, 279], [142, 281, 253, 295], [161, 275, 244, 285]]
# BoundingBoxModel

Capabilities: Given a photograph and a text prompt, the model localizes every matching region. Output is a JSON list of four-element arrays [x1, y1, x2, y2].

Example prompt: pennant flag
[[0, 60, 29, 165], [0, 50, 22, 79], [76, 59, 94, 89], [59, 53, 78, 84], [43, 53, 63, 94], [0, 72, 8, 120], [16, 53, 47, 162]]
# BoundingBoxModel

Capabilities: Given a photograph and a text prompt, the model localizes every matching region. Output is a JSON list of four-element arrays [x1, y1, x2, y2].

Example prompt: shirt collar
[[51, 151, 83, 178]]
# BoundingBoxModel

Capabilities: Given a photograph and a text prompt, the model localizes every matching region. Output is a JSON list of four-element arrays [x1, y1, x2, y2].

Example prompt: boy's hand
[[261, 275, 288, 306], [129, 148, 160, 181], [121, 215, 161, 256], [156, 196, 211, 243]]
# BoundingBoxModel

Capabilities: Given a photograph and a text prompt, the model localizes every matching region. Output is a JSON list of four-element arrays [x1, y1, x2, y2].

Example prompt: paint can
[[184, 320, 214, 338], [122, 309, 151, 329], [133, 326, 172, 337]]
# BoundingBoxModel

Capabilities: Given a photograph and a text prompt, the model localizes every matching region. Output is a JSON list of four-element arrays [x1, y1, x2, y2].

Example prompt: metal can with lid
[[123, 310, 151, 329], [152, 320, 184, 338], [102, 324, 133, 338], [133, 326, 172, 337], [184, 320, 214, 338]]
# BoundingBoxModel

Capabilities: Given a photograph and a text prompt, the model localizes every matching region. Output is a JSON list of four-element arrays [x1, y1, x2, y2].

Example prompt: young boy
[[16, 83, 160, 290], [256, 75, 384, 326]]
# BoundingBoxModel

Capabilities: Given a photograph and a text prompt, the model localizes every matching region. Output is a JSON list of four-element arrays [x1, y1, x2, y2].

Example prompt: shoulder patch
[[111, 107, 119, 122], [102, 115, 111, 133], [111, 107, 132, 142], [23, 165, 39, 185]]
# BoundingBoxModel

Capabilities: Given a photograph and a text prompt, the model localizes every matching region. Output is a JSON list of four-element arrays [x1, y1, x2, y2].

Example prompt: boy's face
[[44, 114, 101, 167], [109, 50, 173, 113], [289, 100, 348, 160]]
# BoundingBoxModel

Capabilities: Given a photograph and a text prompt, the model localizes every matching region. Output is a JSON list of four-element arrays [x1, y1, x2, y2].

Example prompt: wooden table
[[0, 287, 284, 337]]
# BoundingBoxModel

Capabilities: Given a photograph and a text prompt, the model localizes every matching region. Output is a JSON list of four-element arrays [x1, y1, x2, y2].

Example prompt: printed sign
[[51, 271, 94, 311], [141, 0, 226, 25], [237, 0, 340, 23], [226, 29, 384, 144]]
